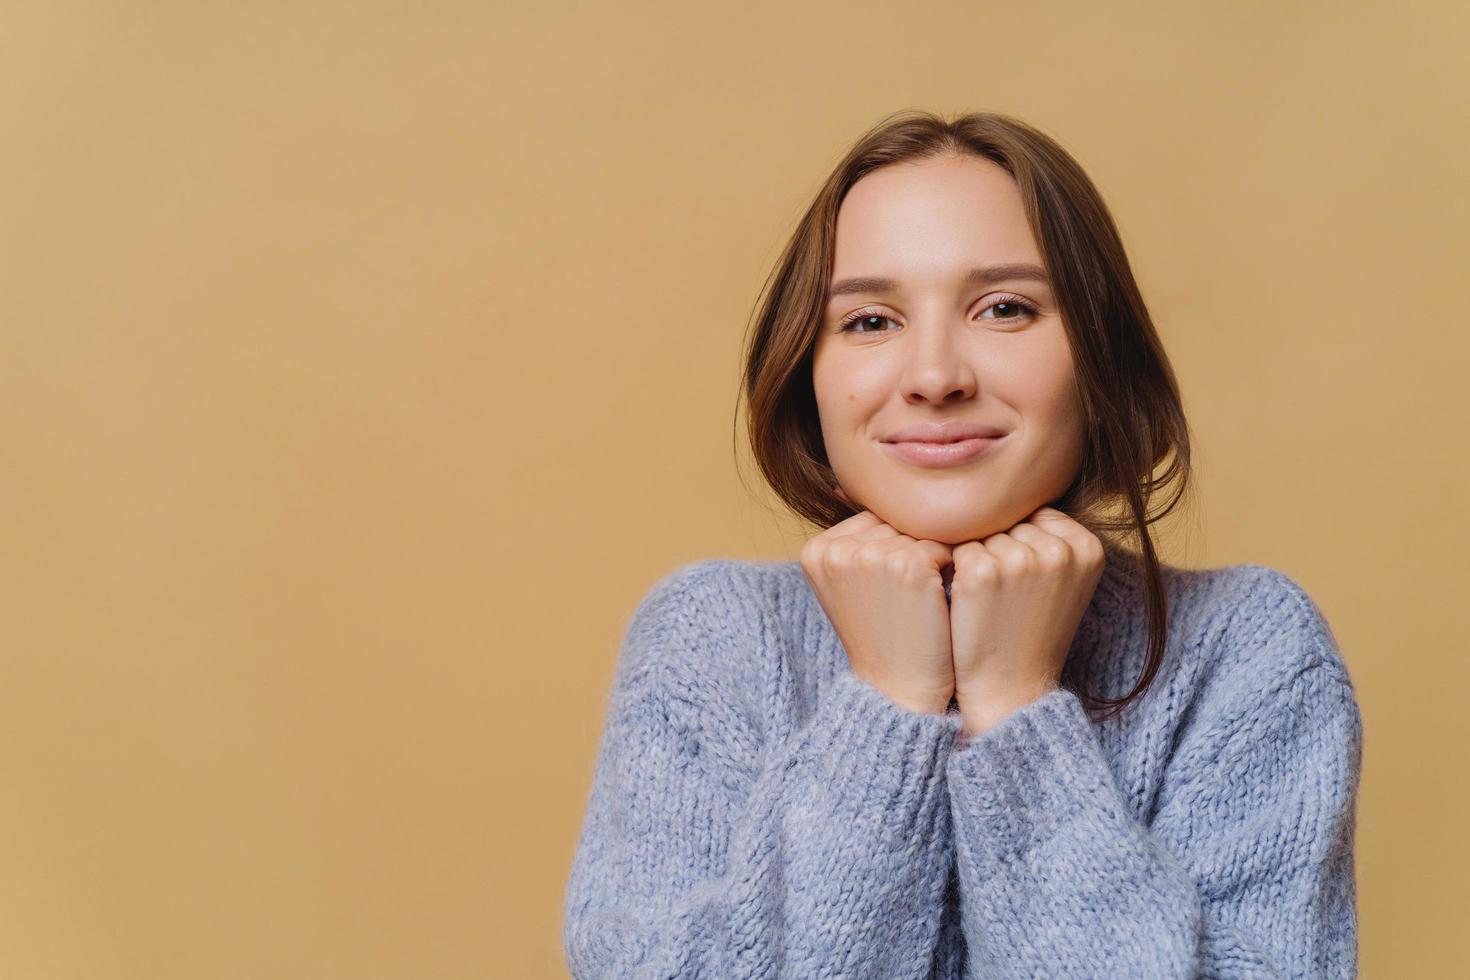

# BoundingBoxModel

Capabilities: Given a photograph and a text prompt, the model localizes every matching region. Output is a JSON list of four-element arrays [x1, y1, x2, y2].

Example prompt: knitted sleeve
[[562, 562, 964, 979], [944, 570, 1364, 978]]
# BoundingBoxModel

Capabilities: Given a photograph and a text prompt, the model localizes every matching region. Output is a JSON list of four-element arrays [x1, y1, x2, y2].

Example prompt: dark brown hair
[[736, 109, 1195, 722]]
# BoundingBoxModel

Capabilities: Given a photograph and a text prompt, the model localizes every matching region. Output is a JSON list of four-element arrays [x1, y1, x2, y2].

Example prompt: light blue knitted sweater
[[563, 547, 1364, 978]]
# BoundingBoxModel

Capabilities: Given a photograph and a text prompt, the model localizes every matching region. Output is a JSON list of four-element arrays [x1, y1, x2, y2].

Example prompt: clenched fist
[[800, 508, 956, 716]]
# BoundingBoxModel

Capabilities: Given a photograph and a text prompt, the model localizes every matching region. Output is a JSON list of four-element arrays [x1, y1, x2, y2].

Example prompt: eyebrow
[[827, 262, 1050, 301]]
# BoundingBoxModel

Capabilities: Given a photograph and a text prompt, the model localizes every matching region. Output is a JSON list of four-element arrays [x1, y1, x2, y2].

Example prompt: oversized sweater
[[562, 546, 1364, 978]]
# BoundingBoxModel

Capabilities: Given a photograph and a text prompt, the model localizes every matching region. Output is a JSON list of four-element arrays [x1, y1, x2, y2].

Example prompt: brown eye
[[837, 308, 897, 334], [979, 295, 1039, 324]]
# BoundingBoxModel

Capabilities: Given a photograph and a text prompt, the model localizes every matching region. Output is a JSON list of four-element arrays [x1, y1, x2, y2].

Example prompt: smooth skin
[[804, 152, 1106, 737]]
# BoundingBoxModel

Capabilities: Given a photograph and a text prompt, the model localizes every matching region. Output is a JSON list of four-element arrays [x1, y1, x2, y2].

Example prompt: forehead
[[833, 155, 1040, 276]]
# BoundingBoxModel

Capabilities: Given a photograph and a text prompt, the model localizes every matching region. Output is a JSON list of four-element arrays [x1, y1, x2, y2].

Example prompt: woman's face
[[811, 152, 1086, 545]]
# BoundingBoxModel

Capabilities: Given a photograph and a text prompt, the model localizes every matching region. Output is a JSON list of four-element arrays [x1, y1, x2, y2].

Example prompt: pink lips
[[881, 435, 1006, 468]]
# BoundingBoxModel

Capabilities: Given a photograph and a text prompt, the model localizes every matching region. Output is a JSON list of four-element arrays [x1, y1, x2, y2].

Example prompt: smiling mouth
[[881, 435, 1006, 467]]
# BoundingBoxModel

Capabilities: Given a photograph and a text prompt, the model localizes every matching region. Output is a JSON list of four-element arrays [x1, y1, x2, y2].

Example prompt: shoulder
[[616, 557, 807, 690], [625, 557, 750, 628], [626, 557, 795, 630], [1168, 561, 1360, 737], [1197, 563, 1348, 674]]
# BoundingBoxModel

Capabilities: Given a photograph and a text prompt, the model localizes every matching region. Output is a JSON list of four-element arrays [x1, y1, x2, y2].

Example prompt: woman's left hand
[[948, 506, 1107, 737]]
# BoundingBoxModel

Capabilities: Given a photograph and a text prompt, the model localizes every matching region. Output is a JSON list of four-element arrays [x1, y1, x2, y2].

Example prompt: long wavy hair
[[736, 110, 1195, 722]]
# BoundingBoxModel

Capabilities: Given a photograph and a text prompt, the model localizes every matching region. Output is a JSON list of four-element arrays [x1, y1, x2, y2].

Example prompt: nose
[[898, 318, 976, 405]]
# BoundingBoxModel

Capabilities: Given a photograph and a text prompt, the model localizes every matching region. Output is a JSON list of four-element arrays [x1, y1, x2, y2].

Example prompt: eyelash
[[835, 295, 1040, 334]]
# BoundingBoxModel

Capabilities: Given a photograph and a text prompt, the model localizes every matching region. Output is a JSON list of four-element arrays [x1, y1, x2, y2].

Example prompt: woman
[[562, 110, 1363, 978]]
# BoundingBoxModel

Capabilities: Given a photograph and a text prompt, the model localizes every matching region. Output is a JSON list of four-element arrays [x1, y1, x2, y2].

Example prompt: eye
[[835, 294, 1041, 334], [836, 307, 896, 334], [978, 294, 1040, 324]]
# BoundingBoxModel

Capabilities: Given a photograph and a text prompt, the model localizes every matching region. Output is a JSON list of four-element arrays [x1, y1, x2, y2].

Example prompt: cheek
[[995, 340, 1078, 421], [816, 389, 864, 444], [1035, 374, 1082, 423], [835, 361, 894, 409], [1024, 371, 1087, 457], [815, 355, 886, 417], [811, 360, 851, 445]]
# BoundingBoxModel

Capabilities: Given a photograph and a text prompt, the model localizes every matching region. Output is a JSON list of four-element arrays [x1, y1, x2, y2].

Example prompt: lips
[[881, 434, 1006, 468], [880, 419, 1010, 444]]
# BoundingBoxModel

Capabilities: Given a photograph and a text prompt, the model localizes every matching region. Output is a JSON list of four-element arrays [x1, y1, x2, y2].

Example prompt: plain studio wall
[[1, 1, 1465, 976]]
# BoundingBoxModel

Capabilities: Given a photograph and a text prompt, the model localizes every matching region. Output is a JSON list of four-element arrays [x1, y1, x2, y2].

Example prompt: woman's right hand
[[800, 507, 956, 716]]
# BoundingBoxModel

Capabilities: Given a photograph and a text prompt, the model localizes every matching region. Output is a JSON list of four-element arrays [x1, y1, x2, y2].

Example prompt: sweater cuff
[[946, 686, 1123, 878], [798, 667, 964, 814]]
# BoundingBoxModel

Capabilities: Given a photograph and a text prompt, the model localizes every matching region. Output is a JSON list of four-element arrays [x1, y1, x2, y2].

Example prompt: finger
[[978, 531, 1032, 570], [819, 508, 886, 539], [834, 515, 904, 543], [869, 533, 954, 558], [864, 537, 955, 581], [1022, 507, 1102, 559], [840, 527, 950, 556], [1005, 521, 1073, 566], [849, 523, 903, 542], [948, 539, 997, 591], [951, 540, 989, 563], [911, 538, 956, 571], [1025, 506, 1079, 535]]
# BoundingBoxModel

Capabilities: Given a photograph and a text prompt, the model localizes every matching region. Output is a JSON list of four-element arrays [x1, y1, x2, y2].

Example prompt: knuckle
[[955, 556, 997, 589], [1001, 548, 1033, 573], [1082, 535, 1107, 563], [822, 539, 852, 569], [885, 550, 916, 581], [855, 540, 890, 569], [1037, 539, 1070, 567]]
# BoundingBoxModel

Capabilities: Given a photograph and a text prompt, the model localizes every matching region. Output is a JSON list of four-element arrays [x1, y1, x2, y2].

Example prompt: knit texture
[[562, 546, 1364, 978]]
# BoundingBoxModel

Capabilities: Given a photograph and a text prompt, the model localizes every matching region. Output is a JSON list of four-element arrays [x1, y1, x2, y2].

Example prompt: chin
[[874, 506, 1002, 545]]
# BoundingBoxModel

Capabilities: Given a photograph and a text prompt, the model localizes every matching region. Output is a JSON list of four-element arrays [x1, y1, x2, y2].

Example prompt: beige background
[[2, 1, 1465, 976]]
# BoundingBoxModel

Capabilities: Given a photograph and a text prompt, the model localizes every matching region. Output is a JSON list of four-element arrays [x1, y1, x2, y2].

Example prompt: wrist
[[890, 690, 954, 717], [955, 683, 1057, 735]]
